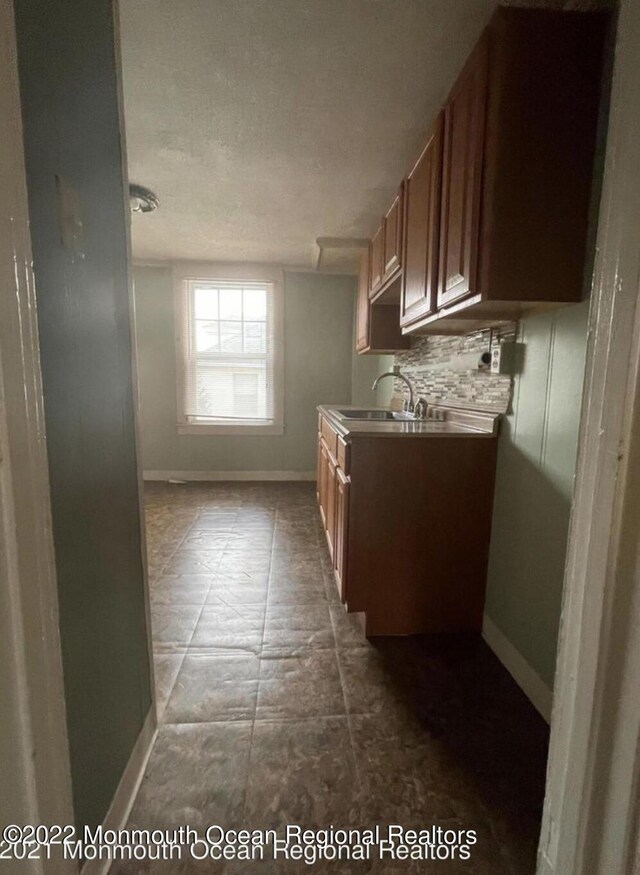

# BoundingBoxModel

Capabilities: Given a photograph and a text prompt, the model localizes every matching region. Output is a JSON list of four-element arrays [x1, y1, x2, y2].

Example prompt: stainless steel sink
[[336, 409, 416, 421]]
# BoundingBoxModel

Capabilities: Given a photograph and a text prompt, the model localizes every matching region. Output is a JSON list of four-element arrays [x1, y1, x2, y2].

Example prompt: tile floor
[[117, 482, 549, 874]]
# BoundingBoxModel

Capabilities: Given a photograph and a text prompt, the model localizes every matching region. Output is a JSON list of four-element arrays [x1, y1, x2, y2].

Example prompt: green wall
[[485, 300, 590, 689], [15, 0, 152, 830], [134, 267, 359, 473]]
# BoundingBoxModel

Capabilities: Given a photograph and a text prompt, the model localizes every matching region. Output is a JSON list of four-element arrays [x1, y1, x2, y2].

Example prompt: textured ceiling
[[119, 0, 502, 267]]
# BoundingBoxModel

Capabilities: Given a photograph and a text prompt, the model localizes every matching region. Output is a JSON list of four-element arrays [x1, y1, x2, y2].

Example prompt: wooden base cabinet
[[317, 412, 498, 636]]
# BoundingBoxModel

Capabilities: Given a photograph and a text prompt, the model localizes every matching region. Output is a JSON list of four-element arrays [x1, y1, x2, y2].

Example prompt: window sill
[[177, 422, 284, 436]]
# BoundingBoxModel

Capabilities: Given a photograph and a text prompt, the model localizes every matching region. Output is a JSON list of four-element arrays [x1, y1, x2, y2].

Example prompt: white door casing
[[0, 1, 76, 871], [538, 0, 640, 872]]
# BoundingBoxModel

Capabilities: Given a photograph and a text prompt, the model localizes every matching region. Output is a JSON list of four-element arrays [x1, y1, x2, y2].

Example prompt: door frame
[[538, 0, 640, 872], [113, 0, 157, 720], [4, 0, 640, 871], [0, 0, 75, 869]]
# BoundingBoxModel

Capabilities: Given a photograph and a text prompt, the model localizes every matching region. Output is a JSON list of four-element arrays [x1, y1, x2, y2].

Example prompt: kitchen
[[5, 0, 621, 872], [123, 4, 608, 869]]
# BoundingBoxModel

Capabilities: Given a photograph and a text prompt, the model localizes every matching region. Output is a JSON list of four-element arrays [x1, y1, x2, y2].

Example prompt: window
[[175, 267, 283, 434]]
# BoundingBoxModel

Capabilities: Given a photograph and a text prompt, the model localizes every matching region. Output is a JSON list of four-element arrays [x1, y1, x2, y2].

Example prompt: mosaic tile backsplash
[[392, 329, 514, 414]]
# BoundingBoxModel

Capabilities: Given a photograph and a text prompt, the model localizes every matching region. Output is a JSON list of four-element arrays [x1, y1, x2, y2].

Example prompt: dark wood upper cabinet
[[437, 38, 487, 310], [400, 114, 443, 329], [382, 184, 404, 284], [369, 226, 384, 297], [355, 249, 371, 352], [354, 8, 607, 343], [416, 8, 607, 334], [356, 247, 409, 353]]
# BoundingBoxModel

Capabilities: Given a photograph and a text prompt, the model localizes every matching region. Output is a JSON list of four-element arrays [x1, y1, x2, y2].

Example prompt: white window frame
[[173, 262, 284, 435]]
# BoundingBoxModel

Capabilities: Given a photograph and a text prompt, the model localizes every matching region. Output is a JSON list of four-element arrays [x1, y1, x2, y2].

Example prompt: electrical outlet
[[491, 342, 516, 375]]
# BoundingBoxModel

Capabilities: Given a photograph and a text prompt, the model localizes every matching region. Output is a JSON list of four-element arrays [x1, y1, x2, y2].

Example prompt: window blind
[[182, 279, 276, 424]]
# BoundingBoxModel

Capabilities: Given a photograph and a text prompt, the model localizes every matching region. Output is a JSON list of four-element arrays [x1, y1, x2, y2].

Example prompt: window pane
[[243, 287, 267, 321], [195, 320, 220, 352], [195, 363, 266, 419], [183, 278, 276, 424], [219, 287, 242, 320], [233, 372, 259, 416], [194, 286, 218, 320], [219, 320, 243, 353], [243, 321, 266, 353]]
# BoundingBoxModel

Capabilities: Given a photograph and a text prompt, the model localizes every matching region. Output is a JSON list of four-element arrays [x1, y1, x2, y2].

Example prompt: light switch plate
[[56, 175, 84, 254]]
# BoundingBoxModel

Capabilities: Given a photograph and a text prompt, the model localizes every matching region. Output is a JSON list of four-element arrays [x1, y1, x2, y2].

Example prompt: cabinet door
[[437, 37, 487, 309], [382, 185, 403, 283], [316, 434, 323, 507], [369, 226, 384, 297], [318, 438, 329, 528], [355, 249, 370, 352], [334, 467, 349, 603], [400, 114, 443, 328], [325, 453, 337, 560]]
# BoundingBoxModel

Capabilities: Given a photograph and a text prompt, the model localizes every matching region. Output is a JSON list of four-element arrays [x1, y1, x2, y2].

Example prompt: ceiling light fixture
[[129, 183, 159, 213]]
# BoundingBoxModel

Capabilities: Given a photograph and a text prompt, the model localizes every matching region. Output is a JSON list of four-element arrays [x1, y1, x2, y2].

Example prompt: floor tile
[[126, 722, 252, 830], [257, 650, 345, 719], [190, 604, 265, 654], [218, 553, 272, 576], [244, 717, 358, 828], [270, 554, 323, 574], [329, 605, 369, 650], [197, 512, 238, 525], [336, 647, 420, 727], [206, 581, 269, 606], [350, 713, 478, 822], [151, 576, 212, 606], [211, 569, 270, 586], [154, 651, 185, 718], [151, 605, 202, 650], [163, 550, 224, 575], [164, 652, 259, 723], [267, 581, 328, 606], [262, 604, 335, 656], [323, 572, 342, 604], [225, 533, 274, 551], [181, 532, 230, 550]]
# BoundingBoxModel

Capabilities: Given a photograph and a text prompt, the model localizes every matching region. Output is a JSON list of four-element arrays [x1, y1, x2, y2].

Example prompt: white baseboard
[[143, 470, 316, 482], [82, 707, 157, 875], [482, 614, 553, 723]]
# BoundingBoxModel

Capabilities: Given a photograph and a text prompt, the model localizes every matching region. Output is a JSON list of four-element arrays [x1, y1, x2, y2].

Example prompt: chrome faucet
[[372, 365, 415, 413]]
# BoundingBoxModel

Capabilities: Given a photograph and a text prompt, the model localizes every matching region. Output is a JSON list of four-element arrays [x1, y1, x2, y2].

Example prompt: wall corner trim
[[142, 470, 316, 482], [482, 614, 553, 723], [81, 707, 157, 875]]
